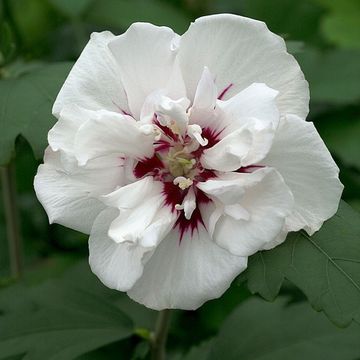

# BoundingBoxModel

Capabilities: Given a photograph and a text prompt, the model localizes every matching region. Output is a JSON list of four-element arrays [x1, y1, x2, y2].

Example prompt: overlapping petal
[[178, 14, 309, 119], [263, 115, 343, 234], [189, 66, 218, 128], [101, 177, 176, 246], [218, 83, 280, 135], [108, 23, 186, 119], [201, 118, 275, 172], [73, 110, 155, 165], [89, 208, 153, 292], [197, 168, 294, 256], [128, 227, 247, 310], [53, 32, 129, 117], [48, 105, 91, 153], [34, 148, 124, 234], [89, 178, 177, 293]]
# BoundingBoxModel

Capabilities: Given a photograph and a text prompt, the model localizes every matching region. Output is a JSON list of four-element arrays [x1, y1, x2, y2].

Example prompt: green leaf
[[208, 297, 360, 360], [0, 273, 133, 359], [245, 201, 360, 326], [85, 0, 191, 34], [322, 13, 360, 49], [9, 0, 58, 52], [315, 0, 360, 49], [181, 340, 213, 360], [295, 47, 360, 105], [211, 0, 325, 44], [0, 62, 73, 165], [315, 107, 360, 169]]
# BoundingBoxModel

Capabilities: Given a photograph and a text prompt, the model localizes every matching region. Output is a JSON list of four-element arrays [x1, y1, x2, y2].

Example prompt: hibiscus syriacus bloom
[[34, 14, 343, 310]]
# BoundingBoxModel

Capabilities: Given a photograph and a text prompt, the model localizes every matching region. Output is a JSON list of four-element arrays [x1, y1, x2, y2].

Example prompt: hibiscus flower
[[34, 14, 343, 310]]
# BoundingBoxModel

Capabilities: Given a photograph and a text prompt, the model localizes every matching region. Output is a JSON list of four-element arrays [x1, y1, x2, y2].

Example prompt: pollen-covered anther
[[173, 176, 193, 190]]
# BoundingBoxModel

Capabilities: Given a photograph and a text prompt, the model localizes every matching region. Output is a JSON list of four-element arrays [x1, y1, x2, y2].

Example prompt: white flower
[[34, 14, 343, 310]]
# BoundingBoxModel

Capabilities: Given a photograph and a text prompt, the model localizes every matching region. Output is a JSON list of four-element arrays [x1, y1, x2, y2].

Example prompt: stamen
[[175, 187, 196, 220], [188, 124, 208, 146], [173, 176, 193, 190]]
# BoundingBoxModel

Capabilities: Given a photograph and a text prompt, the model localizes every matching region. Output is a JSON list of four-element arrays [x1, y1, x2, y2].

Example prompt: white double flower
[[35, 14, 343, 310]]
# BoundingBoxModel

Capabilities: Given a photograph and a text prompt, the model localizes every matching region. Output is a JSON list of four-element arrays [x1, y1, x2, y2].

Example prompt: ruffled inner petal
[[198, 168, 294, 256], [34, 148, 124, 234]]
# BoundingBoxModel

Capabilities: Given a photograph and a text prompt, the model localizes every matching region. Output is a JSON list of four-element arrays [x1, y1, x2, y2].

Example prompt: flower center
[[165, 145, 197, 178], [133, 112, 221, 240]]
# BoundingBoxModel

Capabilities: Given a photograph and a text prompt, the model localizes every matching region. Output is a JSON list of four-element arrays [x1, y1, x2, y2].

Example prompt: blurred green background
[[0, 0, 359, 359]]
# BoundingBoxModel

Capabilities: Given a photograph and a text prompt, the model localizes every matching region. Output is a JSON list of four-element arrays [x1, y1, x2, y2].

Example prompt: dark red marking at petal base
[[153, 117, 178, 142], [155, 140, 171, 152], [194, 169, 216, 183], [174, 188, 211, 242], [237, 165, 265, 173], [175, 207, 205, 242], [111, 101, 134, 117], [134, 155, 164, 178], [162, 181, 212, 242], [218, 83, 234, 100], [162, 181, 185, 212], [201, 127, 223, 149], [121, 109, 133, 117], [192, 127, 223, 159]]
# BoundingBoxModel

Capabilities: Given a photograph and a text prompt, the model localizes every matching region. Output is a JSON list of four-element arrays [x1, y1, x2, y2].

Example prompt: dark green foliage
[[245, 201, 360, 326], [208, 297, 360, 360], [0, 62, 73, 165]]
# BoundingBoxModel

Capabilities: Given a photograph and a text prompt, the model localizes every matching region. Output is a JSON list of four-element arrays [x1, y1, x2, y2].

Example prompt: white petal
[[89, 208, 152, 292], [189, 66, 218, 126], [193, 66, 217, 110], [263, 114, 343, 234], [201, 118, 274, 172], [102, 176, 155, 209], [197, 175, 247, 205], [108, 23, 186, 119], [74, 110, 155, 165], [156, 96, 190, 137], [140, 90, 166, 124], [218, 83, 279, 136], [178, 14, 309, 119], [48, 105, 95, 154], [53, 31, 129, 117], [199, 168, 294, 256], [102, 178, 177, 247], [34, 148, 123, 234], [128, 227, 247, 310], [224, 204, 250, 221], [176, 187, 197, 220], [261, 226, 288, 251]]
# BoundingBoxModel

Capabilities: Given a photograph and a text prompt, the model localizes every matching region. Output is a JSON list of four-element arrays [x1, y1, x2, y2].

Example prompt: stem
[[151, 309, 172, 360], [1, 162, 22, 278]]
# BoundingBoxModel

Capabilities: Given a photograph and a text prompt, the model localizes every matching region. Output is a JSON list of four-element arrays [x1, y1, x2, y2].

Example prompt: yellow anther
[[173, 176, 193, 190]]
